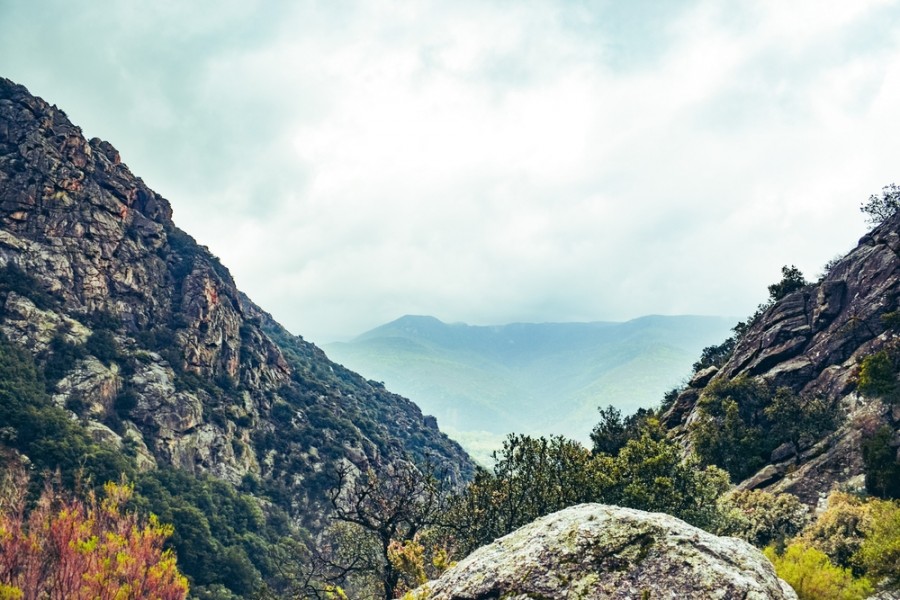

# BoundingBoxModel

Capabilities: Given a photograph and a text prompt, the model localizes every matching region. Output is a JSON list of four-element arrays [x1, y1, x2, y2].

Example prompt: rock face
[[0, 77, 473, 522], [414, 503, 797, 600], [663, 206, 900, 505]]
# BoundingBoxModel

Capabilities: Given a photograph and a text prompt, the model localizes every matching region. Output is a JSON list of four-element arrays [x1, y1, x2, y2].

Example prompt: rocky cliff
[[664, 207, 900, 506], [411, 503, 797, 600], [0, 77, 473, 521]]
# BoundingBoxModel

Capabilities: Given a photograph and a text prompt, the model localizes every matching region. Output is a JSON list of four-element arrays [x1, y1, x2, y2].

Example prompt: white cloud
[[2, 0, 899, 342]]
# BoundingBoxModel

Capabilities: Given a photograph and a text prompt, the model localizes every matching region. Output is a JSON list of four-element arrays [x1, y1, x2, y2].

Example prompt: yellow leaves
[[764, 543, 873, 600], [0, 474, 189, 600], [0, 584, 22, 600]]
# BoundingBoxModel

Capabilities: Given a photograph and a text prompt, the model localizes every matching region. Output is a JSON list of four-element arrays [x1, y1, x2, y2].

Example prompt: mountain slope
[[663, 209, 900, 505], [326, 314, 735, 444], [0, 77, 473, 520]]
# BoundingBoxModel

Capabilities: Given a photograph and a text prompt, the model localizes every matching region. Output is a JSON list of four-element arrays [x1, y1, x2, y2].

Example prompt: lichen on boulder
[[412, 503, 797, 599]]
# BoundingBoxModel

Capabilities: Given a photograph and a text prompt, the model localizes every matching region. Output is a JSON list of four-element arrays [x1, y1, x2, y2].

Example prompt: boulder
[[412, 503, 797, 600]]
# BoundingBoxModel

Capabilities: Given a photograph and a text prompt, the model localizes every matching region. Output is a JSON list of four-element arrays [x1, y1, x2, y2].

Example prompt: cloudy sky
[[2, 1, 899, 343]]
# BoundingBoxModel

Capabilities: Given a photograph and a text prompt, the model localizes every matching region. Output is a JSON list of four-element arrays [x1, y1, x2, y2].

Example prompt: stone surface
[[413, 503, 797, 600]]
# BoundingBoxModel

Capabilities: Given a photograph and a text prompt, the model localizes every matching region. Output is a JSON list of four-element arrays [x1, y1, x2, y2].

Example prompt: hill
[[0, 77, 473, 596], [325, 314, 734, 454]]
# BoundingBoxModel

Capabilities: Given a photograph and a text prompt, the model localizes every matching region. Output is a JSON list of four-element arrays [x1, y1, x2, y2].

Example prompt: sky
[[2, 0, 900, 343]]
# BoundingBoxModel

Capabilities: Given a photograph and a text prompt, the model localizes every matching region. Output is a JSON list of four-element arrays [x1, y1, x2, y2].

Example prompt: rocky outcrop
[[412, 503, 797, 600], [663, 204, 900, 504], [0, 77, 473, 523]]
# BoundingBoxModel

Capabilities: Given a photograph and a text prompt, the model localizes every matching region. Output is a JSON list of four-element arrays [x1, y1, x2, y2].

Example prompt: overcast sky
[[2, 1, 899, 343]]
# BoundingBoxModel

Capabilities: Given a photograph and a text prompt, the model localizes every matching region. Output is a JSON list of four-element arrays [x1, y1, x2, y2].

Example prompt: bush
[[799, 492, 871, 569], [690, 377, 775, 481], [85, 329, 120, 365], [0, 474, 189, 599], [768, 265, 808, 302], [765, 543, 873, 600], [855, 498, 900, 582], [857, 351, 898, 400], [717, 490, 809, 548]]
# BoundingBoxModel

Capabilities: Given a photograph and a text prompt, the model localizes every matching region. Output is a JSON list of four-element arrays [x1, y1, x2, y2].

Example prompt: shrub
[[0, 474, 189, 599], [799, 492, 871, 569], [855, 498, 900, 582], [768, 265, 808, 302], [717, 490, 810, 548], [857, 350, 899, 403], [765, 543, 873, 600]]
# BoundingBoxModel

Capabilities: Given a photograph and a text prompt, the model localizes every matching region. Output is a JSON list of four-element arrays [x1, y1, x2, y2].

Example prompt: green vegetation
[[0, 333, 132, 486], [717, 490, 809, 548], [446, 426, 730, 555], [0, 263, 60, 311], [765, 543, 873, 600], [690, 377, 840, 481], [862, 425, 900, 499], [767, 265, 808, 302], [0, 333, 300, 599], [768, 492, 900, 598]]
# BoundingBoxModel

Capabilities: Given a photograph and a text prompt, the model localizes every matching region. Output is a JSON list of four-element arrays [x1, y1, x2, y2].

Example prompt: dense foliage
[[690, 377, 840, 481], [765, 543, 873, 600], [446, 427, 730, 555], [0, 473, 189, 600], [766, 492, 900, 597]]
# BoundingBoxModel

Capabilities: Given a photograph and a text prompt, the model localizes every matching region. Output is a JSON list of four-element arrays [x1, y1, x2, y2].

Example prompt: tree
[[691, 376, 775, 481], [855, 498, 900, 583], [446, 435, 607, 555], [590, 406, 656, 456], [0, 471, 189, 600], [860, 183, 900, 227], [861, 425, 900, 499], [324, 460, 450, 600], [768, 265, 808, 302]]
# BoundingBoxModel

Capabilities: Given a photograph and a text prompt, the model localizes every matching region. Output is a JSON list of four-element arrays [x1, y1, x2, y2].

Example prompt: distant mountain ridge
[[326, 314, 735, 449]]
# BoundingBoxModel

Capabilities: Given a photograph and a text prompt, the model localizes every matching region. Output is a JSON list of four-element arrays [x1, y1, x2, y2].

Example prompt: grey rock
[[770, 441, 797, 463], [413, 503, 797, 600]]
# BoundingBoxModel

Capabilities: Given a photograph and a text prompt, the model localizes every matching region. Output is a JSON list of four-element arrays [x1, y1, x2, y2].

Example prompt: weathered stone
[[689, 365, 718, 388], [770, 441, 797, 463], [411, 504, 797, 600], [738, 464, 785, 491]]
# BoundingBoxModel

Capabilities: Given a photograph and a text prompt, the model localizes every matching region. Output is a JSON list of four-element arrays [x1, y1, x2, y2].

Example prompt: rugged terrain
[[0, 76, 473, 518], [664, 208, 900, 507]]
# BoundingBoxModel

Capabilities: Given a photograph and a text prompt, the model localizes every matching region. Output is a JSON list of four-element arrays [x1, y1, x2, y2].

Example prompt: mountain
[[325, 314, 735, 449], [663, 207, 900, 506], [0, 77, 473, 593]]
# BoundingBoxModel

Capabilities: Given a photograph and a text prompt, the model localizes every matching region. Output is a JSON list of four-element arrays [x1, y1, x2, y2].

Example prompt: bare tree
[[323, 459, 450, 600]]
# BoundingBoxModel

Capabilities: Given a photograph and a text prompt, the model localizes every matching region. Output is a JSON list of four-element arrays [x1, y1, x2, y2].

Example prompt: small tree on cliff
[[860, 183, 900, 227], [768, 265, 808, 302]]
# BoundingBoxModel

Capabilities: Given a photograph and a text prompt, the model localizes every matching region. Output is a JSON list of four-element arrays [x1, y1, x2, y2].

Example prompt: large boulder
[[414, 504, 796, 599]]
